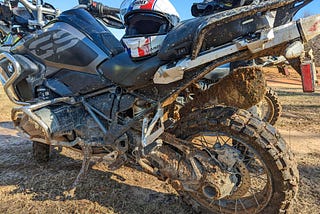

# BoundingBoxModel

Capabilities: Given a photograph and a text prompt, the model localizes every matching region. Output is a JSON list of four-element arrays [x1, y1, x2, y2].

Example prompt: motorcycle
[[0, 0, 319, 213]]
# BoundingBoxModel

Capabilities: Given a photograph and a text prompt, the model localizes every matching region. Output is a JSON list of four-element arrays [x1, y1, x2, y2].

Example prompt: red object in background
[[300, 62, 315, 92]]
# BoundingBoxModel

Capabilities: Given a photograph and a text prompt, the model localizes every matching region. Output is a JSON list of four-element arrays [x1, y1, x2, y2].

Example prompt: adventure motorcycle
[[0, 0, 281, 125], [0, 0, 319, 213]]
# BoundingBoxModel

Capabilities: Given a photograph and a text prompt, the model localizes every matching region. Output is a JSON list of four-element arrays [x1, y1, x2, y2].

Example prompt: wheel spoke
[[217, 134, 232, 145], [241, 147, 249, 162], [235, 199, 238, 214], [201, 135, 210, 148], [209, 199, 215, 206], [216, 134, 221, 144], [249, 185, 266, 193], [218, 199, 222, 213], [185, 130, 273, 213], [248, 189, 260, 205], [239, 199, 249, 214]]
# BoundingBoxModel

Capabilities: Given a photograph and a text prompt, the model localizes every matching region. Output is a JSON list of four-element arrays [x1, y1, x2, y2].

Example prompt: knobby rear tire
[[171, 106, 298, 213], [263, 87, 282, 125]]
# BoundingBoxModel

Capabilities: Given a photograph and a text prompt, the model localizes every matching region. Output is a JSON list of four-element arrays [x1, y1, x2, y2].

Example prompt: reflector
[[301, 62, 316, 93]]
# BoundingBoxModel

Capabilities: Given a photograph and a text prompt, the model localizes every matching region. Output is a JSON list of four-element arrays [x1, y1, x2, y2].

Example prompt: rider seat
[[99, 52, 164, 88]]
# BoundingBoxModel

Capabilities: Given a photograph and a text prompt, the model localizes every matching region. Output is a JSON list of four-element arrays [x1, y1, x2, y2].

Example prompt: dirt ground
[[0, 67, 319, 214]]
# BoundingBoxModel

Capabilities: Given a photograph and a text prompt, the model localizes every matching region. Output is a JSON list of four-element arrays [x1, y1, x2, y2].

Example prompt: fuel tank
[[11, 8, 125, 95], [19, 8, 124, 74]]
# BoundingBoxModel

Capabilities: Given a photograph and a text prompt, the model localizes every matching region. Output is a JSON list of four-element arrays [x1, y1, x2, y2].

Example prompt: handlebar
[[88, 1, 124, 29], [1, 0, 123, 29], [89, 2, 120, 17], [99, 5, 120, 15], [19, 0, 59, 16], [0, 0, 60, 28]]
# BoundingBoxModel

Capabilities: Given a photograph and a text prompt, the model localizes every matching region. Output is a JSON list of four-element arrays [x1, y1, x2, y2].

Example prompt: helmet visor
[[125, 13, 170, 37]]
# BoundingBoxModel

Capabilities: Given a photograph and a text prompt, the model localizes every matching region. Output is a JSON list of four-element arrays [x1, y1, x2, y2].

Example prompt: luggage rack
[[154, 13, 320, 85], [191, 0, 303, 59]]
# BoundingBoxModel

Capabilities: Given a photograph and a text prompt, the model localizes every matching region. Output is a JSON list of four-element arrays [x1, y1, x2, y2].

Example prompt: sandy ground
[[0, 68, 319, 214], [263, 68, 320, 214]]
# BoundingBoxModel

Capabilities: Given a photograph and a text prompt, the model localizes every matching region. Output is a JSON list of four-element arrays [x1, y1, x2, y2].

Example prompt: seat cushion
[[99, 52, 165, 88]]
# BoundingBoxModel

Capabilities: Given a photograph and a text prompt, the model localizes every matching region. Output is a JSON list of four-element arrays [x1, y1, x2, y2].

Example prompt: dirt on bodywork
[[183, 66, 266, 115], [0, 67, 319, 214]]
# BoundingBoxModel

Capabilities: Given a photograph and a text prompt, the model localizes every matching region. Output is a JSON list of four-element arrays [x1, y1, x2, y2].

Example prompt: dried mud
[[0, 68, 319, 214], [310, 35, 320, 66]]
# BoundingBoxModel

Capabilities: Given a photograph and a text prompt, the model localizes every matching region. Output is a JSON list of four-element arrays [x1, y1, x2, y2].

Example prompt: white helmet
[[120, 0, 180, 59]]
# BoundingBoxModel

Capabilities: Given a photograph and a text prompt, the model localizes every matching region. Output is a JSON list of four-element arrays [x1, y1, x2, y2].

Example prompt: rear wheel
[[171, 106, 298, 213], [250, 87, 282, 125], [32, 141, 50, 163], [262, 87, 282, 125]]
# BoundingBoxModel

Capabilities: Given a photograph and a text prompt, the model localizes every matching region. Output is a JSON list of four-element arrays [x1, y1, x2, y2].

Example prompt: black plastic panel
[[99, 52, 164, 88], [24, 28, 98, 67], [20, 9, 125, 77], [57, 9, 124, 57], [13, 55, 41, 101], [52, 69, 112, 95], [44, 79, 73, 97], [158, 18, 204, 61]]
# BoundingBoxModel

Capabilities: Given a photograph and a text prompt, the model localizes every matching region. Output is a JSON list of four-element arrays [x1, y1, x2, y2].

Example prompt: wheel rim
[[187, 132, 273, 214], [260, 95, 275, 123]]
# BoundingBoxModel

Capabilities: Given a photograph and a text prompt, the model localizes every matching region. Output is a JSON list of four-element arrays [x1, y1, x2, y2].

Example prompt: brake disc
[[228, 161, 251, 199]]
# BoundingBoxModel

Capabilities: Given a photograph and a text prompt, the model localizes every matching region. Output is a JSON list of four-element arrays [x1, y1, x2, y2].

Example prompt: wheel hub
[[201, 169, 238, 200]]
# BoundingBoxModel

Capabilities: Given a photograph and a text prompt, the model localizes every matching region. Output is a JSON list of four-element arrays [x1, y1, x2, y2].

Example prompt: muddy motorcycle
[[0, 0, 280, 125], [0, 0, 319, 213]]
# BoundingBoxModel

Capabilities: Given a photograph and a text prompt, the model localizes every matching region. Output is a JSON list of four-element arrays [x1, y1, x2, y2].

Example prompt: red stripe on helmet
[[140, 0, 156, 10]]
